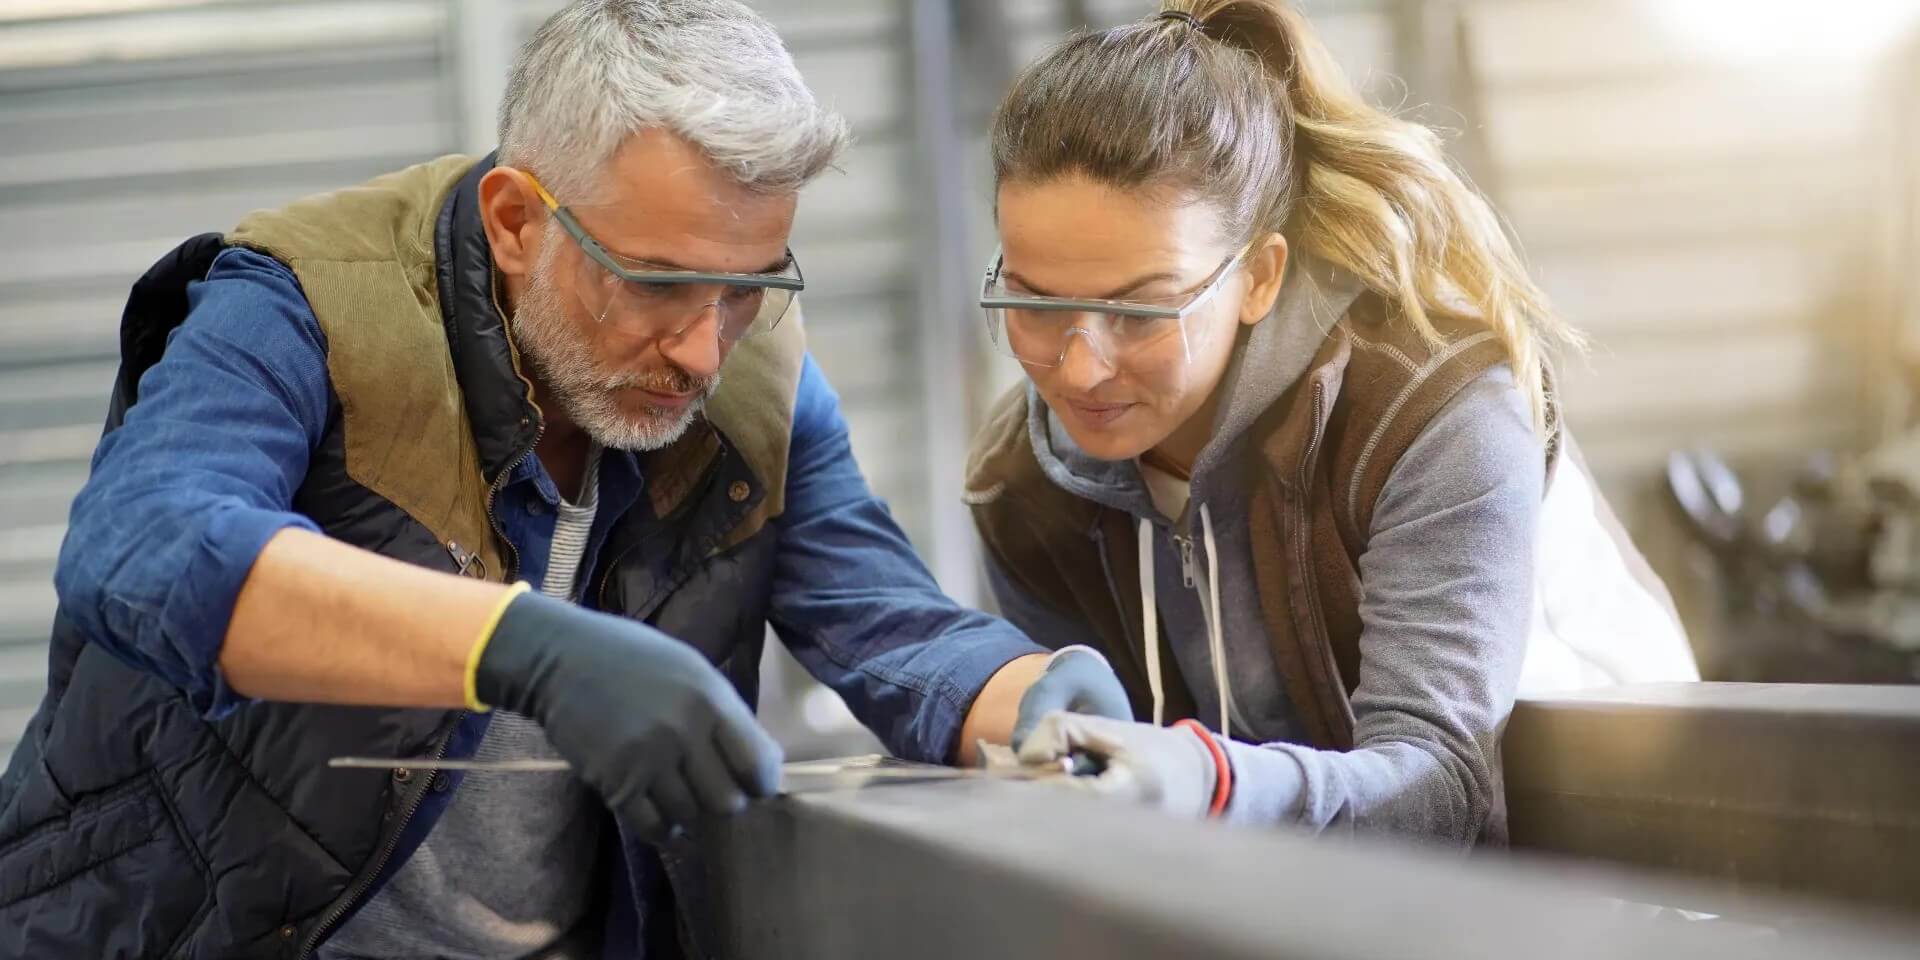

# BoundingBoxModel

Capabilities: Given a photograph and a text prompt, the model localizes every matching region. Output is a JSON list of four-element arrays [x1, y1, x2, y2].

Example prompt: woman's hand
[[1018, 712, 1221, 819]]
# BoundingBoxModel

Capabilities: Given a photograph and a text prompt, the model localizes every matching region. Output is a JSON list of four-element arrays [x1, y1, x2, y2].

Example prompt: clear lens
[[984, 301, 1186, 367], [572, 253, 797, 343]]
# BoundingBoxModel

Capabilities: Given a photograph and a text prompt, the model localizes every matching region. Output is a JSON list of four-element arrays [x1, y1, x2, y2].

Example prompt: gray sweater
[[988, 277, 1541, 843]]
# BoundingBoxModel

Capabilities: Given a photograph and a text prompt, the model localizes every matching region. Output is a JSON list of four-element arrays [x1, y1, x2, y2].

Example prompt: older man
[[0, 2, 1128, 957]]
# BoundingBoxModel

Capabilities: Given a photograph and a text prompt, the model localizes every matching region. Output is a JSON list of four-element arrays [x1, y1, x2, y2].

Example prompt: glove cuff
[[1173, 719, 1233, 818], [465, 581, 533, 712], [1045, 644, 1113, 672]]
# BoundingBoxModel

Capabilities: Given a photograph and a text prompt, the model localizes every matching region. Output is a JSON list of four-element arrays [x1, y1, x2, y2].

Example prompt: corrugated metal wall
[[0, 1, 460, 756]]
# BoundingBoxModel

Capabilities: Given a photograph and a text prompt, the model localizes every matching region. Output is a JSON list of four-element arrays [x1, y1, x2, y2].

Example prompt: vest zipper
[[1291, 379, 1339, 741], [298, 427, 540, 955], [294, 723, 459, 957], [484, 428, 541, 582]]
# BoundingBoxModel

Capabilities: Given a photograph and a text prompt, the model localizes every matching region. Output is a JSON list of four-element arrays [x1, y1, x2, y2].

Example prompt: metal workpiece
[[1506, 683, 1920, 914], [688, 771, 1917, 960]]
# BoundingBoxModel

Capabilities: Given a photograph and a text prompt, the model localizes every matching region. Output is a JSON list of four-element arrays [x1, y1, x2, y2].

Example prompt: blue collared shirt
[[53, 246, 1040, 764]]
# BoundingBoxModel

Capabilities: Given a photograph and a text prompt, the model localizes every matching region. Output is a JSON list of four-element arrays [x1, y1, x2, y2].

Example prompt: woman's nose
[[1055, 327, 1115, 391]]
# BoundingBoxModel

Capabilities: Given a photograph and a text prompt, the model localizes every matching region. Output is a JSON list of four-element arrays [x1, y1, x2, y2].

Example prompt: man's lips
[[627, 386, 696, 409]]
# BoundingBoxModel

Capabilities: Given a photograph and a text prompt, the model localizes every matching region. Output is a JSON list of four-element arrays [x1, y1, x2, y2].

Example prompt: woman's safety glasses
[[979, 249, 1244, 367], [523, 172, 804, 344]]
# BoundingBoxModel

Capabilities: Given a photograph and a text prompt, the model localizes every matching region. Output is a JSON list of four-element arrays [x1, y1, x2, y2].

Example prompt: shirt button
[[527, 500, 549, 516], [728, 481, 751, 503], [433, 773, 451, 793]]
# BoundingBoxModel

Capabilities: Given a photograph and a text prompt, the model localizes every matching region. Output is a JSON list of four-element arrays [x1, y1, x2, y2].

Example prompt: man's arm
[[57, 247, 518, 712], [59, 246, 778, 832], [767, 355, 1049, 765], [221, 529, 505, 707]]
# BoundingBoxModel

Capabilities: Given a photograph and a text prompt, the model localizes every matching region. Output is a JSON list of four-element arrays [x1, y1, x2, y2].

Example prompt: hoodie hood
[[1028, 252, 1370, 514]]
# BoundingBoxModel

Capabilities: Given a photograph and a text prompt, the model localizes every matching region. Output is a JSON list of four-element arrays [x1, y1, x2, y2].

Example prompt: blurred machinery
[[1668, 444, 1920, 683]]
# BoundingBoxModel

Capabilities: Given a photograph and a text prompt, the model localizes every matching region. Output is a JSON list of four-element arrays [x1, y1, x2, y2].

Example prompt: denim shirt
[[54, 245, 1039, 771]]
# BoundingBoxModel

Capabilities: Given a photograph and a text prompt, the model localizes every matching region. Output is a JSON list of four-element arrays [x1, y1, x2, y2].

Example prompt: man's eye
[[630, 282, 679, 300]]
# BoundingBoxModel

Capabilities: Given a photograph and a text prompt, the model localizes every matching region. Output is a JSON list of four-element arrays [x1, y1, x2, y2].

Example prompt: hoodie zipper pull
[[1174, 534, 1197, 589]]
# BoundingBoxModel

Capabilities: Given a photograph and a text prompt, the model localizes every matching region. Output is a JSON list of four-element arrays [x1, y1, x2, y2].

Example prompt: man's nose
[[657, 305, 724, 380]]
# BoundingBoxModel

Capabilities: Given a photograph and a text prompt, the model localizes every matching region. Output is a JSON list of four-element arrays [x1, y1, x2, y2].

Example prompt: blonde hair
[[989, 0, 1579, 433]]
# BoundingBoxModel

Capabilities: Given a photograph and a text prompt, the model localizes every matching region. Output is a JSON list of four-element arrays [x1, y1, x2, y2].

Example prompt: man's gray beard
[[511, 257, 718, 452]]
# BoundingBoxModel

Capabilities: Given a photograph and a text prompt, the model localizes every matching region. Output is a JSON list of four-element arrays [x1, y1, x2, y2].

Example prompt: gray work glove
[[475, 589, 784, 840], [1009, 645, 1134, 749], [1016, 712, 1220, 819]]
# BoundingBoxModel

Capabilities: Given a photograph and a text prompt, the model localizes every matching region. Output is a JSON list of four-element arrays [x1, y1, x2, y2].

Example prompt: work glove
[[472, 585, 784, 839], [1010, 645, 1133, 749], [1017, 712, 1222, 820]]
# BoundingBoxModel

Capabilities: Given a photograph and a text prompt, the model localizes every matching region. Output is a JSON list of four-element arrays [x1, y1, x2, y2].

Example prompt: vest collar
[[435, 151, 543, 486]]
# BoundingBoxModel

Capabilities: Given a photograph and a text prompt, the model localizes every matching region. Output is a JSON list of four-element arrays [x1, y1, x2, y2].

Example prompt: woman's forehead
[[997, 177, 1230, 293]]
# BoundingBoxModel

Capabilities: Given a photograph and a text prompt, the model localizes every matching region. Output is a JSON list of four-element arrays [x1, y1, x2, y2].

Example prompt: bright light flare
[[1645, 0, 1920, 61]]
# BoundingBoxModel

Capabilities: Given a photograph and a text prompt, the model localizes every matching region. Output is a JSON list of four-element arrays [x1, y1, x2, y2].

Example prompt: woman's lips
[[1064, 399, 1136, 427]]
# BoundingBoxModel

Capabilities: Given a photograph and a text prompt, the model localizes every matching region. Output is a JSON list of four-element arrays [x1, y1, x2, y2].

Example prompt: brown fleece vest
[[966, 293, 1553, 751]]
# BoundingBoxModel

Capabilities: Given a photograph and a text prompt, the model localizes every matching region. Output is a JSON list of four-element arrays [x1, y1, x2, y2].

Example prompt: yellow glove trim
[[465, 581, 533, 712]]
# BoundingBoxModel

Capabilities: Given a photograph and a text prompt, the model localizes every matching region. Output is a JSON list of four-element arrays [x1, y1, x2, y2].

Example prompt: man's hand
[[1017, 712, 1218, 819], [956, 646, 1132, 765], [1010, 646, 1132, 748], [474, 589, 784, 839]]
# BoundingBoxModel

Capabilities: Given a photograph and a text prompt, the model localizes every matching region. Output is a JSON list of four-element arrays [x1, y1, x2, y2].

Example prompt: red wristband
[[1174, 718, 1232, 818]]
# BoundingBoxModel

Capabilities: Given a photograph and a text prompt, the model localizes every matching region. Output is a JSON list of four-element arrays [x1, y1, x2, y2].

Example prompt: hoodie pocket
[[0, 772, 209, 958]]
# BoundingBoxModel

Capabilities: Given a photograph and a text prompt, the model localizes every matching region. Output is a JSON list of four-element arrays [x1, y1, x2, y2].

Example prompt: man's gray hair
[[498, 0, 851, 201]]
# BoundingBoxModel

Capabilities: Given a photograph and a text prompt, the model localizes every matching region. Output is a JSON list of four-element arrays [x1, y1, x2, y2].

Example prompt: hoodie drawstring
[[1138, 517, 1165, 727], [1137, 505, 1231, 737], [1199, 503, 1229, 739]]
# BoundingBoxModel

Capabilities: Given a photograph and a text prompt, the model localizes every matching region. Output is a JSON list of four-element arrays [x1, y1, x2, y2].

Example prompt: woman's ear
[[1237, 233, 1289, 326]]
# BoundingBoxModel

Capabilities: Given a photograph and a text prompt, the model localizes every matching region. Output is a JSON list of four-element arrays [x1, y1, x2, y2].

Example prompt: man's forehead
[[568, 130, 797, 271]]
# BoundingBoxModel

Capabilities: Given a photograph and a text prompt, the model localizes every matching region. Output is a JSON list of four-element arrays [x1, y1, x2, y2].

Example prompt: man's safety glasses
[[524, 172, 804, 344], [979, 249, 1244, 367]]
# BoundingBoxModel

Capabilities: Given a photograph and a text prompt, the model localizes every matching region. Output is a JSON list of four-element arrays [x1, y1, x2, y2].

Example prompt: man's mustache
[[602, 366, 715, 396]]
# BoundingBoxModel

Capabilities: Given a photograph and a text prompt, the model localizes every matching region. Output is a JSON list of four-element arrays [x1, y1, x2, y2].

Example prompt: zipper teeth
[[484, 426, 542, 582], [1296, 382, 1332, 725], [296, 716, 461, 957], [300, 425, 539, 955]]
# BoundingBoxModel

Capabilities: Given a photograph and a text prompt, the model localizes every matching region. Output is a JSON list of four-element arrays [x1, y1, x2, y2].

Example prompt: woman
[[968, 1, 1697, 842]]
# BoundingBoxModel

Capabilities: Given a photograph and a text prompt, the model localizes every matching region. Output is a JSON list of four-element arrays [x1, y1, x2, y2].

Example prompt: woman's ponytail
[[1182, 0, 1578, 434]]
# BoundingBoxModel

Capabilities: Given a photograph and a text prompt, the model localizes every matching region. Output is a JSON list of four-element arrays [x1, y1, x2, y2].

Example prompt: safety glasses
[[979, 248, 1244, 367], [523, 172, 804, 344]]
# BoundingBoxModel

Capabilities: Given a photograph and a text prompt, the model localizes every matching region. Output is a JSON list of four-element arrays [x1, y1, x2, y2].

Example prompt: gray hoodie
[[986, 261, 1541, 843]]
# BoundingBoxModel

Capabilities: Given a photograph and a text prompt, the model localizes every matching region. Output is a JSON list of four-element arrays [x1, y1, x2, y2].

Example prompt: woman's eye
[[1108, 315, 1169, 337]]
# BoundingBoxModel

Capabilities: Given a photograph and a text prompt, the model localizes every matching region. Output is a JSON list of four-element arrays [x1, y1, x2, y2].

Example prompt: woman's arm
[[1224, 364, 1541, 842]]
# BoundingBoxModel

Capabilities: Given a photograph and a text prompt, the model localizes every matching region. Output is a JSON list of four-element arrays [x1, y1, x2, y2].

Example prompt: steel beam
[[688, 769, 1916, 959], [1506, 683, 1920, 915]]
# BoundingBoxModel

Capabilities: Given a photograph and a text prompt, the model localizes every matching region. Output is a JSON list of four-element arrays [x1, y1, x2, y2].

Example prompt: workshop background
[[2, 0, 1918, 760]]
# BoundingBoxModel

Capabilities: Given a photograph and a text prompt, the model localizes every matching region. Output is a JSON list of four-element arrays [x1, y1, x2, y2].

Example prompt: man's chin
[[582, 403, 702, 452]]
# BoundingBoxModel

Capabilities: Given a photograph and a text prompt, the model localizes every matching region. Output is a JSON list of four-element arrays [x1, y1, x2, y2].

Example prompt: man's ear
[[1237, 233, 1289, 326], [479, 166, 547, 281]]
